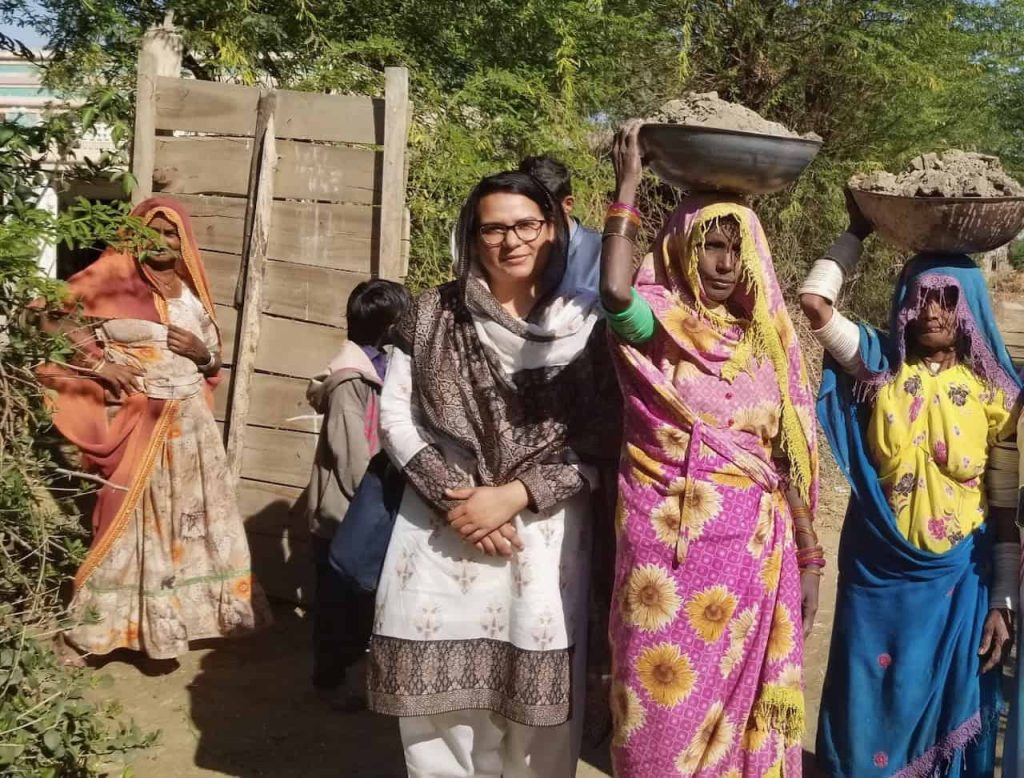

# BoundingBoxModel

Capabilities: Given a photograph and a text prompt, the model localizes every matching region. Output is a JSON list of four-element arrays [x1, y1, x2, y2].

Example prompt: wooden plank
[[237, 478, 305, 536], [154, 76, 259, 136], [154, 137, 380, 203], [176, 194, 376, 272], [240, 426, 318, 488], [226, 93, 276, 482], [213, 371, 231, 420], [999, 329, 1024, 348], [256, 316, 345, 379], [213, 303, 237, 364], [202, 250, 241, 306], [379, 67, 411, 280], [153, 136, 252, 196], [263, 261, 367, 328], [131, 25, 183, 204], [275, 89, 384, 145], [214, 312, 342, 379], [247, 530, 314, 605], [268, 200, 376, 271], [401, 205, 411, 277], [203, 253, 366, 328], [276, 141, 380, 204], [176, 194, 247, 255], [214, 369, 318, 433]]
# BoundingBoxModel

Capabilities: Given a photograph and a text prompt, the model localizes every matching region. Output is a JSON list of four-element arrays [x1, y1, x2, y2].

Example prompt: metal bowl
[[849, 189, 1024, 254], [638, 124, 823, 194]]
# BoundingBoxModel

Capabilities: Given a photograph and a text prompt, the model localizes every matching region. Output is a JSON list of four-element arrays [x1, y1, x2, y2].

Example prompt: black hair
[[518, 155, 572, 202], [454, 170, 570, 299], [346, 279, 412, 347]]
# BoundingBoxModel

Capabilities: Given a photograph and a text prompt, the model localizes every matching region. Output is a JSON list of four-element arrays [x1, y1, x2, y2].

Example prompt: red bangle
[[608, 203, 641, 225], [610, 201, 641, 219]]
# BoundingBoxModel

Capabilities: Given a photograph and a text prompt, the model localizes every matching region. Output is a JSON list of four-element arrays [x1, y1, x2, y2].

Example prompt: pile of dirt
[[850, 150, 1024, 197], [647, 91, 822, 141]]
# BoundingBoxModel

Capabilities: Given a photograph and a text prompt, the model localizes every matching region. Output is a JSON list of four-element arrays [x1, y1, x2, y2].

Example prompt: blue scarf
[[816, 255, 1020, 777]]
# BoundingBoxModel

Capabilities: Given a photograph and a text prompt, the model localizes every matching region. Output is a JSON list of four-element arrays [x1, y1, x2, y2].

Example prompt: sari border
[[73, 399, 179, 591], [891, 711, 981, 778]]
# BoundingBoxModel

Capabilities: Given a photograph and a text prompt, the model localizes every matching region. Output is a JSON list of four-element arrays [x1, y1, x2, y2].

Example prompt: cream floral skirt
[[66, 394, 269, 660]]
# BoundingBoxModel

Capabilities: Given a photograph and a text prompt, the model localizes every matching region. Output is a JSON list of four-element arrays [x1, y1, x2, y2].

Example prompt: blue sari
[[815, 256, 1021, 777]]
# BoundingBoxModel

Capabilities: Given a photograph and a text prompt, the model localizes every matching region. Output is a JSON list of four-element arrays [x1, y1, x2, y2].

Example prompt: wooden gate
[[131, 39, 411, 601]]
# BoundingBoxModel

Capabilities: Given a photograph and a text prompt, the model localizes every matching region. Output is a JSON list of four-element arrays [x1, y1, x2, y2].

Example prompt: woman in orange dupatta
[[40, 196, 268, 662]]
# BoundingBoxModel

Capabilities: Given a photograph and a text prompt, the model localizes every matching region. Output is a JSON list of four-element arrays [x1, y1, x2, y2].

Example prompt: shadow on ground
[[188, 608, 405, 777]]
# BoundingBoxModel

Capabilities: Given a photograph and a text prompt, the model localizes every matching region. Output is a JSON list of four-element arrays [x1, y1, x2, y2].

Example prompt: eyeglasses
[[478, 218, 546, 247]]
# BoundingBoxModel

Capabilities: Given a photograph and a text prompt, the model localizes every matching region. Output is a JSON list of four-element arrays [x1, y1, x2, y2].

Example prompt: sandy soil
[[85, 480, 846, 778]]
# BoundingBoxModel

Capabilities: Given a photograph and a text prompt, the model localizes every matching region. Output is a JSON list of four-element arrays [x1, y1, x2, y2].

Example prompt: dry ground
[[85, 471, 847, 778]]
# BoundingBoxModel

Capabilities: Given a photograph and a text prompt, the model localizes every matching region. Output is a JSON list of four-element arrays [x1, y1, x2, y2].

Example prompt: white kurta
[[367, 349, 593, 778]]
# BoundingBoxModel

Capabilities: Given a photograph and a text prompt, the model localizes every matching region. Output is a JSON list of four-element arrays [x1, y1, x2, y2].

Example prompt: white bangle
[[992, 542, 1019, 612], [810, 309, 863, 374], [199, 352, 217, 372], [798, 259, 845, 305]]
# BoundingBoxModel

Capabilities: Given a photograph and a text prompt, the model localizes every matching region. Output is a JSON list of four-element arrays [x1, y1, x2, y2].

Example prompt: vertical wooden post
[[225, 92, 277, 482], [131, 19, 182, 204], [379, 67, 411, 280]]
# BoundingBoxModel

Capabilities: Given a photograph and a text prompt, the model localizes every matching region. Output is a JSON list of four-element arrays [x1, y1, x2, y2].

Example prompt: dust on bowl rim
[[849, 187, 1024, 254], [639, 123, 823, 195], [641, 123, 824, 146]]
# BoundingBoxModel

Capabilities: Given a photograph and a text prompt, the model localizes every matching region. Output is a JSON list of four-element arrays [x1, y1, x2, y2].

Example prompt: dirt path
[[89, 488, 846, 778]]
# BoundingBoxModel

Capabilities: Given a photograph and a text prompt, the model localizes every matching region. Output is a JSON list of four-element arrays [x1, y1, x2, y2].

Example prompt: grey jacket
[[303, 367, 382, 539]]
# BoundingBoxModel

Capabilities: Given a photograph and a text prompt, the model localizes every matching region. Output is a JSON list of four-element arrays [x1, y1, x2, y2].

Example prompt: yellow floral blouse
[[868, 362, 1014, 553]]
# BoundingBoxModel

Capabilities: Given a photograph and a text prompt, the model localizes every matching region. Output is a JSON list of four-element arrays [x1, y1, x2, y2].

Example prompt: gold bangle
[[606, 207, 641, 227], [603, 216, 638, 244], [800, 568, 824, 577]]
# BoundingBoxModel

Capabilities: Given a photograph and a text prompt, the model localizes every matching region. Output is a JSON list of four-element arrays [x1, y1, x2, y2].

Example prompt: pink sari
[[608, 198, 819, 777]]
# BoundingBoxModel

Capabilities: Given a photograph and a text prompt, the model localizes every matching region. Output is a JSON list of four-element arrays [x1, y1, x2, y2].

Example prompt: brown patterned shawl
[[393, 233, 621, 510]]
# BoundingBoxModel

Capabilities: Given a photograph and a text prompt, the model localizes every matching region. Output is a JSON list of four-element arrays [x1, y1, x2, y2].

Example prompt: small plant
[[0, 607, 157, 776]]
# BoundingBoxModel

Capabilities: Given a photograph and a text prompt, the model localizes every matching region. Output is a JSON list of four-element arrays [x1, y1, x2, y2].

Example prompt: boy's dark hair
[[346, 279, 411, 347], [518, 155, 572, 201]]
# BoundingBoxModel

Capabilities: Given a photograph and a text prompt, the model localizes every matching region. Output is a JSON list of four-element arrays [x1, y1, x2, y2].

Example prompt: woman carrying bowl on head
[[800, 193, 1021, 777], [601, 120, 822, 777]]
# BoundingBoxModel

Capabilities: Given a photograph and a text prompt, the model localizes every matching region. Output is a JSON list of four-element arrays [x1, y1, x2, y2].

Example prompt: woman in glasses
[[800, 193, 1021, 776], [367, 171, 620, 776]]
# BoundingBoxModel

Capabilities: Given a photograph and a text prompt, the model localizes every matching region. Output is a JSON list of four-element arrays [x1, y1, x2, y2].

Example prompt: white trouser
[[399, 635, 587, 778], [400, 709, 576, 778]]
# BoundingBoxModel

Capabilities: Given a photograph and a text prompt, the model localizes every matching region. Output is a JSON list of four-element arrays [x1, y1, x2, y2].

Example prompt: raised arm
[[600, 119, 643, 313], [797, 189, 873, 375], [600, 119, 657, 345]]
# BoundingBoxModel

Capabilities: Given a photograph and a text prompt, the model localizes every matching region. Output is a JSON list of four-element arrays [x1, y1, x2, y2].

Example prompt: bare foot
[[52, 633, 86, 668]]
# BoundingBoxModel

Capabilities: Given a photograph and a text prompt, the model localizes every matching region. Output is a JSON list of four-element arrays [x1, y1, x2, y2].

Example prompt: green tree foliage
[[0, 106, 156, 777], [0, 1, 1020, 770], [7, 1, 1023, 316]]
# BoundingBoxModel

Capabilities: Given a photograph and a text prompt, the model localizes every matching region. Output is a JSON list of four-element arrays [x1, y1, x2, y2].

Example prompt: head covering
[[634, 196, 819, 506], [815, 253, 1022, 776], [608, 198, 818, 775], [391, 180, 619, 488], [857, 254, 1019, 403], [38, 196, 220, 578]]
